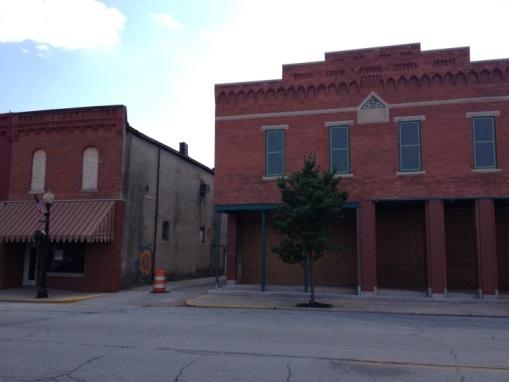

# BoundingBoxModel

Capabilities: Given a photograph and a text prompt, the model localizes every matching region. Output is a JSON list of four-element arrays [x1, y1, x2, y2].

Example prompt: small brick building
[[0, 105, 215, 292], [214, 43, 509, 298]]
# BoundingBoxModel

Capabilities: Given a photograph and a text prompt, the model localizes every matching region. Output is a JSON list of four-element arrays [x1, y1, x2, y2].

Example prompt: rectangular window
[[329, 126, 350, 173], [472, 116, 497, 169], [199, 226, 205, 243], [48, 243, 85, 274], [399, 121, 421, 172], [265, 129, 284, 176]]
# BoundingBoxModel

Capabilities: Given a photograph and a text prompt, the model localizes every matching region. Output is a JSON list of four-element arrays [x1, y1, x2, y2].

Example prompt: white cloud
[[21, 48, 29, 54], [151, 12, 184, 31], [0, 0, 126, 50], [36, 44, 49, 51]]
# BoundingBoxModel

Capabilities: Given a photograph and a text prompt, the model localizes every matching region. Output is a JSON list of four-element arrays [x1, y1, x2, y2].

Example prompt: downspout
[[151, 146, 161, 280]]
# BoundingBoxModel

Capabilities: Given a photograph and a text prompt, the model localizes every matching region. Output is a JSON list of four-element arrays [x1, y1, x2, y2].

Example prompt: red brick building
[[214, 43, 509, 298], [0, 105, 215, 292]]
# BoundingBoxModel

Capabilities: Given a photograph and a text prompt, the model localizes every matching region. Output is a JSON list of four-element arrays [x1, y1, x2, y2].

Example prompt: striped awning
[[0, 200, 116, 243]]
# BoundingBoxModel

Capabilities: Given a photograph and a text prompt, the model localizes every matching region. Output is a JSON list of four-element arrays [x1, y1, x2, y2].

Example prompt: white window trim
[[393, 115, 426, 122], [30, 149, 46, 193], [82, 147, 99, 191], [472, 168, 501, 174], [324, 120, 354, 127], [396, 171, 426, 176], [466, 111, 500, 118], [472, 116, 497, 170], [261, 124, 289, 131]]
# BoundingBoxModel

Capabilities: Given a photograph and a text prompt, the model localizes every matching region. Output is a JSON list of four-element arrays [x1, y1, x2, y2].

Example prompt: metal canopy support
[[215, 211, 221, 289], [260, 210, 267, 292]]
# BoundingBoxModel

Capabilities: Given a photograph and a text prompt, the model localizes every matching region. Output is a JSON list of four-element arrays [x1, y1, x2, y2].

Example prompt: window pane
[[49, 243, 85, 274], [475, 142, 496, 168], [162, 221, 169, 241], [400, 122, 420, 145], [267, 152, 283, 175], [330, 127, 348, 150], [401, 146, 420, 171], [331, 149, 348, 173], [31, 149, 46, 191], [266, 130, 283, 152], [82, 147, 99, 190], [473, 118, 494, 142]]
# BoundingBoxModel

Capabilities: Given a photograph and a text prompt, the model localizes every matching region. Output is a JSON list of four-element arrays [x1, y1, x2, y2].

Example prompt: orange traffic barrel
[[152, 269, 166, 293]]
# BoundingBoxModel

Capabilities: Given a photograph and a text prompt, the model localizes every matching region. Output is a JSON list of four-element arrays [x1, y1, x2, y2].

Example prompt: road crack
[[286, 361, 292, 382], [172, 356, 201, 382]]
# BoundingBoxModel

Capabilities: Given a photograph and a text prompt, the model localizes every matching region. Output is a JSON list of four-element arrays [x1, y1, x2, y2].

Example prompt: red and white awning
[[0, 200, 116, 243]]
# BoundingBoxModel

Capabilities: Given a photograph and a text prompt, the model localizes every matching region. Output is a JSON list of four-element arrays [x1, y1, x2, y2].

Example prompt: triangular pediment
[[359, 92, 387, 110], [357, 92, 389, 124]]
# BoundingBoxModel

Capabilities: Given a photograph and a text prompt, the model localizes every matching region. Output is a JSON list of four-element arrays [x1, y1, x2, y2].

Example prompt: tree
[[272, 155, 348, 306]]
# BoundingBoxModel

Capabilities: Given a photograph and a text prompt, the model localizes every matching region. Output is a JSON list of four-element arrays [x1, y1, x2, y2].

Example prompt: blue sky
[[1, 0, 509, 167]]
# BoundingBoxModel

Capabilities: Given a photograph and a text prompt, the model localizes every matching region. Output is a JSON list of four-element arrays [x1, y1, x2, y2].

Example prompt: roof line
[[215, 79, 281, 88], [126, 125, 214, 174], [0, 104, 126, 117]]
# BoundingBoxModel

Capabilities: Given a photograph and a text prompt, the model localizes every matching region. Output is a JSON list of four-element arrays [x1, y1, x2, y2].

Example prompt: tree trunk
[[308, 251, 315, 304], [304, 251, 310, 293]]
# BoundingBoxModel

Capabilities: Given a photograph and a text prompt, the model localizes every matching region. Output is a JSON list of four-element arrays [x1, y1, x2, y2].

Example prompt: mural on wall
[[137, 247, 153, 281]]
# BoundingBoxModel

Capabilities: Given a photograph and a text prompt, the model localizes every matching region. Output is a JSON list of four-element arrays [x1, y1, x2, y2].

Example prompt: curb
[[184, 296, 509, 318], [0, 294, 103, 304], [185, 297, 273, 310], [209, 289, 509, 304]]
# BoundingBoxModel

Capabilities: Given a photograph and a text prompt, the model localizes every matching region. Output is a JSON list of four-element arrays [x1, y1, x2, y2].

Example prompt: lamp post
[[36, 191, 54, 299]]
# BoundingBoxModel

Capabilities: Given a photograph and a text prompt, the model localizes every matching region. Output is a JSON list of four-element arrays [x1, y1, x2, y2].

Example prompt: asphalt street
[[0, 282, 508, 382]]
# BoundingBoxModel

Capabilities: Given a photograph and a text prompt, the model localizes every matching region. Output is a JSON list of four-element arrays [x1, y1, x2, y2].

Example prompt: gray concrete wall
[[121, 131, 215, 287]]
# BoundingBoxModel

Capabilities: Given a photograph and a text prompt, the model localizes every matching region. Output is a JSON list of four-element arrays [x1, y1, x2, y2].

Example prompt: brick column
[[359, 201, 377, 293], [475, 199, 498, 297], [425, 200, 447, 297], [226, 213, 238, 284], [0, 244, 5, 289]]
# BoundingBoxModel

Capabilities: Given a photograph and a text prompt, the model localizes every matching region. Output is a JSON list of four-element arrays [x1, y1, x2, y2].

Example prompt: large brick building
[[214, 43, 509, 298], [0, 105, 215, 292]]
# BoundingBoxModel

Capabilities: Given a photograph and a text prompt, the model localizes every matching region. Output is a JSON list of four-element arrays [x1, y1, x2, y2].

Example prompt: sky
[[1, 0, 509, 168]]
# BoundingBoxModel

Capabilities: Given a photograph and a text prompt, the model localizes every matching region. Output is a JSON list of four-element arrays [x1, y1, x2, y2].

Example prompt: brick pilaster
[[359, 201, 377, 293], [475, 199, 498, 296], [425, 200, 447, 296]]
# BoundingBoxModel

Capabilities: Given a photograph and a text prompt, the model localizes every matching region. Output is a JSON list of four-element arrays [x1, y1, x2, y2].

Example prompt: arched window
[[82, 147, 99, 191], [30, 149, 46, 192]]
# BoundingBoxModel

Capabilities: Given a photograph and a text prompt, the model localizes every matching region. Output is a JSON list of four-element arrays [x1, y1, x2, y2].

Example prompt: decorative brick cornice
[[0, 105, 126, 132], [215, 43, 509, 108]]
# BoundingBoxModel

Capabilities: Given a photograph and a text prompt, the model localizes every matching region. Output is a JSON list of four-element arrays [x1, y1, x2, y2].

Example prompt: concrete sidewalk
[[0, 287, 103, 303], [186, 284, 509, 318], [0, 276, 221, 304]]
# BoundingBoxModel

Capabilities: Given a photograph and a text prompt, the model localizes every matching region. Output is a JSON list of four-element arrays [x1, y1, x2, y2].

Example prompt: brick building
[[214, 43, 509, 298], [0, 105, 215, 292]]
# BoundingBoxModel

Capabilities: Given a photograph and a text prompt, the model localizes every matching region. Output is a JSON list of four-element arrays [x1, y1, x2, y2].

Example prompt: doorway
[[376, 201, 427, 290], [23, 246, 38, 286]]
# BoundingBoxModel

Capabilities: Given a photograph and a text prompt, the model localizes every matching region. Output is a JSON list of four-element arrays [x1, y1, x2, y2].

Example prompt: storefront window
[[49, 243, 85, 274]]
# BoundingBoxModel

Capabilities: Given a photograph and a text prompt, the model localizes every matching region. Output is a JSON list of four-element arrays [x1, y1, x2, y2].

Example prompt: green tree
[[272, 155, 348, 305]]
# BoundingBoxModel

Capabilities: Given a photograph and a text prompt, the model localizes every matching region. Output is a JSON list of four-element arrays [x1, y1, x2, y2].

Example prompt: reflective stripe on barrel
[[152, 269, 166, 293]]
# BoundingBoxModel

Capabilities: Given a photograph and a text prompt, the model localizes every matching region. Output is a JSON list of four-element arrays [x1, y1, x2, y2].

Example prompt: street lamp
[[36, 191, 54, 298]]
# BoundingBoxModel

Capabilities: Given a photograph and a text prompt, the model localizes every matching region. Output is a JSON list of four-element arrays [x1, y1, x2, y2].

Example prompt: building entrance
[[23, 246, 38, 286]]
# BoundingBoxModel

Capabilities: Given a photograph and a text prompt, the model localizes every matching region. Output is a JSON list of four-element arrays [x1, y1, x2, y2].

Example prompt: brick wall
[[215, 44, 509, 206], [4, 106, 126, 201], [0, 115, 12, 200], [0, 243, 24, 288], [47, 200, 124, 292], [238, 210, 357, 287]]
